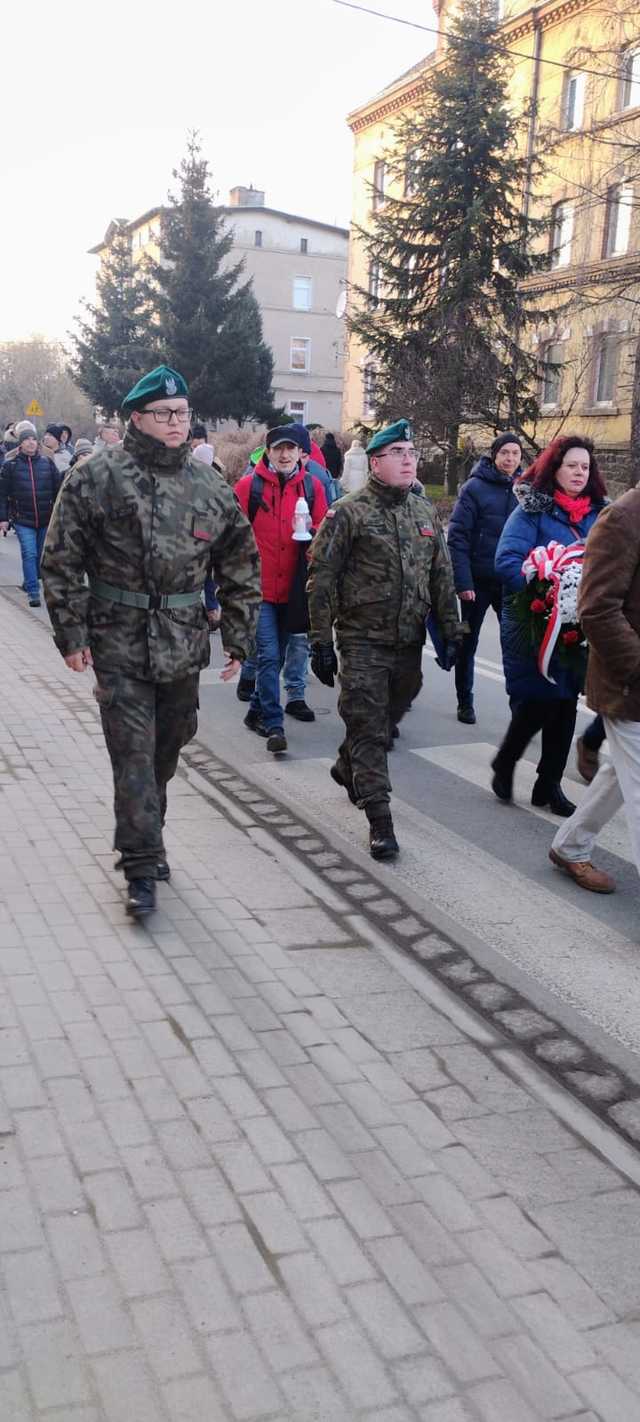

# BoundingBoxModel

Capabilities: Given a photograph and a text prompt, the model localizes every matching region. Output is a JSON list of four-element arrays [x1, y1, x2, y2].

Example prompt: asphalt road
[[3, 527, 639, 1081]]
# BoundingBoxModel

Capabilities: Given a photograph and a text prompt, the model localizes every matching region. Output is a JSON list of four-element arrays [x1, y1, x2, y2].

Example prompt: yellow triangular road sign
[[25, 400, 44, 417]]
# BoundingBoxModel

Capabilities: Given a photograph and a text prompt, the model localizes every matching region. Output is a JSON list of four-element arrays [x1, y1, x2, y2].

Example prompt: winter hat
[[18, 428, 38, 446], [15, 420, 37, 439], [74, 438, 94, 457], [266, 423, 308, 452], [45, 423, 63, 443], [490, 432, 522, 461], [349, 438, 363, 449], [192, 443, 214, 466]]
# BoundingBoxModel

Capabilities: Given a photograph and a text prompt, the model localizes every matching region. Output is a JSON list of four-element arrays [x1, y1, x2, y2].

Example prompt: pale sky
[[1, 0, 435, 344]]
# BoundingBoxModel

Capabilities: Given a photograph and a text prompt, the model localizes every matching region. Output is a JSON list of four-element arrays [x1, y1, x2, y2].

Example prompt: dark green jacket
[[41, 424, 261, 681], [307, 477, 461, 646]]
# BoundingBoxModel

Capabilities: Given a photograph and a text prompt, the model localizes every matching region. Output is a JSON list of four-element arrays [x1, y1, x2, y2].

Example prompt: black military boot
[[491, 754, 514, 803], [126, 877, 156, 919], [531, 779, 576, 817], [457, 700, 476, 725], [244, 708, 268, 736], [368, 814, 399, 861], [115, 855, 170, 880]]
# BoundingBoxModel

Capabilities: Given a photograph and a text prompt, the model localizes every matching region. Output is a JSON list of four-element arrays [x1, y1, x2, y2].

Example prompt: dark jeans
[[582, 713, 605, 752], [94, 671, 199, 880], [15, 524, 47, 599], [455, 579, 502, 705], [495, 697, 577, 785]]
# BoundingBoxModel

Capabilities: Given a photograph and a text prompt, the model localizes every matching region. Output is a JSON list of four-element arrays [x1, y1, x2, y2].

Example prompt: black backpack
[[247, 470, 315, 524]]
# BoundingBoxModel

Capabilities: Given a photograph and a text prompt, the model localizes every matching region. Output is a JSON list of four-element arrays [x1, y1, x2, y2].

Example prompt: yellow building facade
[[344, 0, 640, 481]]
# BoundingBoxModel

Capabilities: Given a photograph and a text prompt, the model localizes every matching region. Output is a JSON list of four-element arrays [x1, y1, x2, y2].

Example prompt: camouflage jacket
[[41, 424, 261, 681], [307, 477, 461, 646]]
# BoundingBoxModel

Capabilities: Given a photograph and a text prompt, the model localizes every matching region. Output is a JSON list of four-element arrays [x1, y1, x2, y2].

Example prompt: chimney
[[229, 185, 265, 208]]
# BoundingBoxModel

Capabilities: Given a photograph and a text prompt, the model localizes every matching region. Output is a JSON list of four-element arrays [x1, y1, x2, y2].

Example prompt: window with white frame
[[550, 201, 574, 268], [362, 364, 376, 416], [292, 276, 312, 311], [373, 159, 386, 211], [368, 260, 381, 304], [593, 333, 619, 403], [621, 47, 640, 110], [562, 71, 586, 130], [540, 341, 564, 406], [290, 337, 311, 372], [602, 183, 633, 257], [288, 400, 308, 423]]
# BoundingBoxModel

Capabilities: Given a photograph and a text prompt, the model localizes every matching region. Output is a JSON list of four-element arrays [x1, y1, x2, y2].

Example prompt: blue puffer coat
[[495, 485, 605, 702], [447, 456, 519, 592]]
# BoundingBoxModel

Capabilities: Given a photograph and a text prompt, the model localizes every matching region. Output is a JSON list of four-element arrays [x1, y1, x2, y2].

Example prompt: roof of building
[[89, 203, 348, 255]]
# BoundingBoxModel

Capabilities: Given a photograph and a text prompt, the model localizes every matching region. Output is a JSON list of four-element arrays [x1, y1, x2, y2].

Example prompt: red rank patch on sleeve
[[419, 526, 434, 536]]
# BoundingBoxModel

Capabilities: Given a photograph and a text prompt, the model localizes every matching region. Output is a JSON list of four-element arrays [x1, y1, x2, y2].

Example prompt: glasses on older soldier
[[142, 406, 192, 425], [377, 445, 418, 458]]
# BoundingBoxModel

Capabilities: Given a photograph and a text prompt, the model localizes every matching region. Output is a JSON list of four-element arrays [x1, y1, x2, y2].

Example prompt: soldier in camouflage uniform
[[307, 419, 461, 860], [42, 365, 261, 919]]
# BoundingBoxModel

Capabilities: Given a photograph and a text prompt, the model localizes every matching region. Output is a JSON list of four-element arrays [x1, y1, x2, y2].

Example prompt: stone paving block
[[306, 1214, 377, 1286], [0, 1065, 46, 1111], [163, 1374, 228, 1422], [355, 1147, 418, 1207], [0, 1190, 44, 1251], [512, 1290, 597, 1370], [572, 1364, 640, 1420], [31, 1037, 78, 1077], [173, 1254, 242, 1334], [532, 1189, 640, 1312], [392, 1203, 464, 1268], [278, 1250, 349, 1327], [271, 1161, 334, 1219], [420, 1401, 479, 1422], [279, 1365, 353, 1422], [133, 1075, 185, 1123], [206, 1329, 283, 1419], [0, 1288, 18, 1367], [416, 1301, 500, 1383], [480, 1195, 552, 1259], [336, 990, 464, 1051], [316, 1318, 398, 1409], [209, 1139, 271, 1194], [144, 1197, 209, 1261], [208, 1220, 275, 1294], [20, 1317, 93, 1409], [493, 1333, 582, 1417], [329, 1176, 396, 1239], [105, 1227, 171, 1298], [348, 1278, 426, 1359], [243, 1289, 319, 1370], [133, 1292, 204, 1380], [187, 1094, 240, 1145], [393, 1352, 456, 1405], [84, 1169, 142, 1230], [470, 1377, 543, 1422], [68, 1272, 133, 1353], [416, 1174, 479, 1232], [0, 1370, 33, 1422], [156, 1117, 213, 1170], [531, 1255, 613, 1329], [93, 1349, 169, 1422], [242, 1114, 298, 1165], [2, 1248, 63, 1324], [295, 1127, 356, 1183], [26, 1153, 85, 1213], [180, 1167, 242, 1227], [317, 1100, 377, 1152], [435, 1261, 516, 1338], [282, 1061, 341, 1107], [242, 1189, 308, 1254], [47, 1210, 105, 1279], [64, 1116, 120, 1172]]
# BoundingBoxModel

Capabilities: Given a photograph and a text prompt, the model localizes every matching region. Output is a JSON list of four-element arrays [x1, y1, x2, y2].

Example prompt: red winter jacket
[[235, 458, 328, 604]]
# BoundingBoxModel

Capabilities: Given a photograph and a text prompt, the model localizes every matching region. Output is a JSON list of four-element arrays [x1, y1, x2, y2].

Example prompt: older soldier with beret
[[307, 419, 461, 861], [42, 365, 261, 920]]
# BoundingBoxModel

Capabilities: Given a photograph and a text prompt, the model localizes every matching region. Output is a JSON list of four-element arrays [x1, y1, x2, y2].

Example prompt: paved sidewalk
[[0, 594, 640, 1422]]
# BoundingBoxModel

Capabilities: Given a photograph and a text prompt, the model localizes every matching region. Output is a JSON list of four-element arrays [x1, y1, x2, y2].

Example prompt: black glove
[[311, 642, 338, 687], [435, 639, 460, 673]]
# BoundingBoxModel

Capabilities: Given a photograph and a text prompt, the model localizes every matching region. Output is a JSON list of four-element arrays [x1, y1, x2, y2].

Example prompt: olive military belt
[[89, 578, 203, 612]]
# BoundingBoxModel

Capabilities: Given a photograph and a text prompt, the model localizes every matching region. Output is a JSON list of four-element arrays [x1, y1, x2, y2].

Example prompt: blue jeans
[[250, 602, 290, 732], [241, 632, 308, 701], [15, 524, 47, 599], [203, 576, 219, 612], [455, 578, 502, 704]]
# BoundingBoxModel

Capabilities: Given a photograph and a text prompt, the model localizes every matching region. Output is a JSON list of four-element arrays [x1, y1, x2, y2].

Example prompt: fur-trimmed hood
[[513, 482, 554, 514]]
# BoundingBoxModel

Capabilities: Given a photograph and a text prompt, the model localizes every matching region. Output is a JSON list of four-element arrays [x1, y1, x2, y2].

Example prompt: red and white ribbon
[[521, 541, 586, 682]]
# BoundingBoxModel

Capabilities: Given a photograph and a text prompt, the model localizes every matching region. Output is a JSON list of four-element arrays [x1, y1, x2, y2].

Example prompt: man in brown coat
[[549, 486, 640, 893]]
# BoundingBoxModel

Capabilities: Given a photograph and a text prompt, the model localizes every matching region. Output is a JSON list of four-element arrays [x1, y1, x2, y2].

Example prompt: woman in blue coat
[[492, 435, 607, 816], [448, 432, 522, 723]]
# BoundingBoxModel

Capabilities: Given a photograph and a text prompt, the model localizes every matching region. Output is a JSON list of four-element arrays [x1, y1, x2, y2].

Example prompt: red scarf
[[554, 489, 592, 524]]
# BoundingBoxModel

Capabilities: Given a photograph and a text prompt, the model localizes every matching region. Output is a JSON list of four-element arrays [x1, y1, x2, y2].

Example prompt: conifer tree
[[146, 133, 277, 424], [69, 221, 155, 417], [349, 0, 551, 491]]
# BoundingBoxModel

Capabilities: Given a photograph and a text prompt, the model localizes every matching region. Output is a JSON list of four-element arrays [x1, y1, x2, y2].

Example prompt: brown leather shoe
[[549, 848, 615, 893], [576, 735, 599, 784]]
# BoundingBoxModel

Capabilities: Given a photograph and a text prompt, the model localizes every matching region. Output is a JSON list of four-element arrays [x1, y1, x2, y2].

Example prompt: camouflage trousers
[[94, 671, 199, 880], [336, 640, 423, 815]]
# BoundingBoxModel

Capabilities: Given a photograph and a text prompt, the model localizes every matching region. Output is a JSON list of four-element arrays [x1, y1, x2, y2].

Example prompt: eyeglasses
[[142, 406, 192, 425], [376, 446, 418, 459]]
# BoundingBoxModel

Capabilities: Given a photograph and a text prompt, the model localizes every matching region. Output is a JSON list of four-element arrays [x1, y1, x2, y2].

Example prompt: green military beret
[[366, 419, 413, 455], [121, 365, 189, 415]]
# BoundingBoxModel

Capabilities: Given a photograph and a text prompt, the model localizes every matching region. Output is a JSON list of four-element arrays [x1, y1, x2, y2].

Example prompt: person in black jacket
[[0, 431, 61, 607], [447, 433, 522, 723], [321, 431, 344, 481]]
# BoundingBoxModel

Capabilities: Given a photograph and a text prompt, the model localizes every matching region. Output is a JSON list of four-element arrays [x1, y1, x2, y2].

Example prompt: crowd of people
[[1, 367, 638, 922]]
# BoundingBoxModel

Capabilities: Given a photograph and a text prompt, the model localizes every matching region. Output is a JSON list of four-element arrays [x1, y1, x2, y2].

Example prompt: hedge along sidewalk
[[0, 588, 638, 1422]]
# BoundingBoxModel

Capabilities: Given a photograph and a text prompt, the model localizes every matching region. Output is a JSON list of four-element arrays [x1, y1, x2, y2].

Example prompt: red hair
[[517, 435, 607, 502]]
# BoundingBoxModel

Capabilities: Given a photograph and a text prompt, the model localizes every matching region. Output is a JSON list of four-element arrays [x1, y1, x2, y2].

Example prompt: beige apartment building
[[344, 0, 640, 480], [90, 186, 349, 431]]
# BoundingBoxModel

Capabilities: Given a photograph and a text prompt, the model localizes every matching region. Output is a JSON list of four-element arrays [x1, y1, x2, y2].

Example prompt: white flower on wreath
[[556, 561, 582, 625]]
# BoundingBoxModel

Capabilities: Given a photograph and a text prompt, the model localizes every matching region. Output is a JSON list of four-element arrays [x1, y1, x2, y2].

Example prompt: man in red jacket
[[235, 426, 328, 754]]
